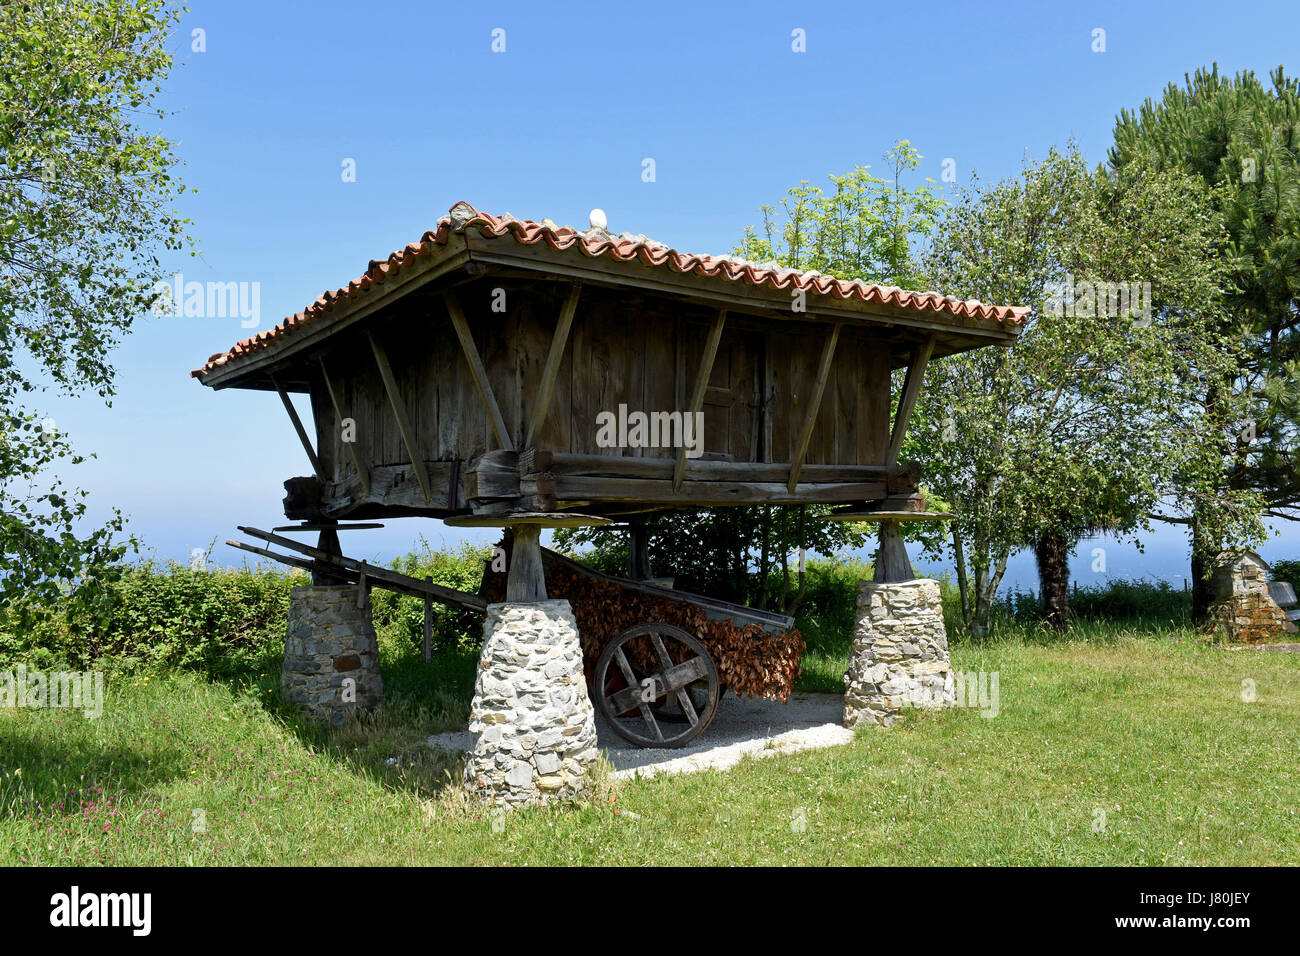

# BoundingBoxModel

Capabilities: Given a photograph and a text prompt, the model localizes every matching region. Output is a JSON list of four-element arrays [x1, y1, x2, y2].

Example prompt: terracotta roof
[[192, 201, 1029, 380]]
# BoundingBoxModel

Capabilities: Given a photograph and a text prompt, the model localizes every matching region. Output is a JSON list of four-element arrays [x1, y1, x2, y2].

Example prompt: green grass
[[3, 625, 1297, 866]]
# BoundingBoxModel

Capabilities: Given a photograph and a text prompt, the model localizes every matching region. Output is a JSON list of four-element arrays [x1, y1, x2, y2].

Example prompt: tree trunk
[[1034, 529, 1071, 631], [952, 525, 970, 626], [970, 562, 992, 639], [969, 552, 1010, 639], [1190, 512, 1216, 625]]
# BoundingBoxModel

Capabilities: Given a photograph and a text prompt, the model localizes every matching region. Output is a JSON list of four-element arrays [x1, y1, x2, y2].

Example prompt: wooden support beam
[[553, 474, 885, 506], [317, 357, 370, 497], [524, 281, 582, 448], [673, 309, 727, 491], [367, 332, 434, 504], [886, 335, 936, 466], [236, 525, 488, 612], [873, 519, 914, 582], [787, 323, 842, 493], [523, 449, 891, 484], [443, 291, 515, 451], [506, 525, 547, 601], [225, 538, 316, 574], [270, 373, 325, 482]]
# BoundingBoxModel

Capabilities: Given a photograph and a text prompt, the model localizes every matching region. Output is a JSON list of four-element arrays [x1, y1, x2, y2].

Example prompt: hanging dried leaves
[[481, 543, 804, 702]]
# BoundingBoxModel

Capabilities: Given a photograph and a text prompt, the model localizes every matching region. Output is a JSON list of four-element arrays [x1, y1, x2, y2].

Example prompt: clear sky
[[37, 0, 1300, 590]]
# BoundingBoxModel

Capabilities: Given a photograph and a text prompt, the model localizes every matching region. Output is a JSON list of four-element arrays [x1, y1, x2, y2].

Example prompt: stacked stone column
[[464, 600, 600, 806], [281, 584, 384, 725], [844, 578, 954, 728]]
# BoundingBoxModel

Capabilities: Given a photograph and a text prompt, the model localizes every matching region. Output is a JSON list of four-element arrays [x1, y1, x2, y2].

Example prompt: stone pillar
[[464, 600, 599, 806], [844, 578, 953, 728], [281, 585, 383, 725], [1208, 551, 1297, 643]]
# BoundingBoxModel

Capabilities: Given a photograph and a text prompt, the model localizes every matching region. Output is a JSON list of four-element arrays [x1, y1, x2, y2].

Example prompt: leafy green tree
[[0, 0, 190, 613], [559, 142, 945, 609], [733, 140, 945, 287], [1110, 65, 1300, 621], [909, 146, 1260, 635]]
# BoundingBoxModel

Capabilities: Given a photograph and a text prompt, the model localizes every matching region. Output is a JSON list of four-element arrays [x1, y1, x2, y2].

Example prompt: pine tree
[[1111, 65, 1300, 621]]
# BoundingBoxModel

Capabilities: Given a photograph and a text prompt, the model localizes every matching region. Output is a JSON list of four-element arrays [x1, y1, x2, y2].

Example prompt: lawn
[[2, 626, 1297, 866]]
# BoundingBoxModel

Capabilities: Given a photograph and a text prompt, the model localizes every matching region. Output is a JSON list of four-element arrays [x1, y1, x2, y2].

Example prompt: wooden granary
[[196, 202, 1025, 748], [194, 201, 1025, 528]]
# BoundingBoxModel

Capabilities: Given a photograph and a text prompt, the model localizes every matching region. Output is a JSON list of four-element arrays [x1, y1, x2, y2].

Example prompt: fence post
[[423, 576, 433, 662]]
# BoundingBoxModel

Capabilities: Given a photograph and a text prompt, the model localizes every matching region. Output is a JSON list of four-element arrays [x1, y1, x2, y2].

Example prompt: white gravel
[[427, 691, 853, 780]]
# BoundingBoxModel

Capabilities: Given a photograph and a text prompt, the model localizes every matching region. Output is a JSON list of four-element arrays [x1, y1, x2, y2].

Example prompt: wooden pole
[[628, 518, 651, 580], [270, 373, 326, 482], [886, 334, 936, 466], [317, 357, 370, 497], [506, 524, 547, 602], [673, 309, 727, 491], [423, 575, 433, 662], [444, 291, 515, 451], [787, 323, 842, 492], [314, 523, 344, 585], [525, 282, 582, 448], [873, 519, 914, 583], [367, 332, 434, 503]]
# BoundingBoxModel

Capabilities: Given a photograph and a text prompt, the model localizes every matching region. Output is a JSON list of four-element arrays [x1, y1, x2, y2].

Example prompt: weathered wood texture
[[299, 278, 897, 517]]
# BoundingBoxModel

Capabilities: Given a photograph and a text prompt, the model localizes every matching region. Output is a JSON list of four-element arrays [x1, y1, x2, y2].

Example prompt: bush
[[991, 578, 1190, 627], [781, 558, 872, 659], [0, 557, 304, 675], [368, 542, 492, 655], [1269, 559, 1300, 590]]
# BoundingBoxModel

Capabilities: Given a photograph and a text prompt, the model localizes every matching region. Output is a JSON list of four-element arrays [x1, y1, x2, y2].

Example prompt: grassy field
[[3, 624, 1297, 866]]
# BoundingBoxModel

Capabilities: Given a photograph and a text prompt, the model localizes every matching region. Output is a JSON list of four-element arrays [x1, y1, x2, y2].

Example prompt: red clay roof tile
[[191, 202, 1028, 379]]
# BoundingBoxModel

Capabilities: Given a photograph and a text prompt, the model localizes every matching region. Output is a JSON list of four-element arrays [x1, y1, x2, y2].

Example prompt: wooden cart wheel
[[594, 623, 721, 749]]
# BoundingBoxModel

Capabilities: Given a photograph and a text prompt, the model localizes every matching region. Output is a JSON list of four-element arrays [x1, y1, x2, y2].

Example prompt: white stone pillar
[[281, 585, 384, 725], [464, 600, 599, 805], [843, 579, 953, 728]]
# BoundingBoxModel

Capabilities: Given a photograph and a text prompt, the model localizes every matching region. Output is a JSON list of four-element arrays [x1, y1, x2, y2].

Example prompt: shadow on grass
[[206, 636, 482, 802], [0, 727, 191, 821]]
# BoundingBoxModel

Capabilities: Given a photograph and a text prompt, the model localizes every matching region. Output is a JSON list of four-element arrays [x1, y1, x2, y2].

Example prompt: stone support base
[[281, 585, 383, 725], [844, 579, 953, 728], [464, 600, 599, 806], [1208, 551, 1297, 643]]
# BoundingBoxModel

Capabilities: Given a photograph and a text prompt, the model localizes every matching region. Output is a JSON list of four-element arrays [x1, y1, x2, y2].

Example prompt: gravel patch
[[427, 691, 853, 780]]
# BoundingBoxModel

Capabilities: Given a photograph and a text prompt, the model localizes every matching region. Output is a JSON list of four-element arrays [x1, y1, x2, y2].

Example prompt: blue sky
[[37, 0, 1300, 589]]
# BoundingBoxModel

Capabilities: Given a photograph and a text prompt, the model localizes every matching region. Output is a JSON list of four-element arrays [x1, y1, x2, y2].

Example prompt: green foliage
[[0, 557, 302, 675], [554, 508, 870, 613], [1111, 65, 1300, 521], [732, 140, 945, 288], [1269, 559, 1300, 588], [367, 541, 492, 655], [995, 579, 1191, 627], [0, 0, 192, 612], [782, 556, 872, 660], [909, 144, 1258, 633]]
